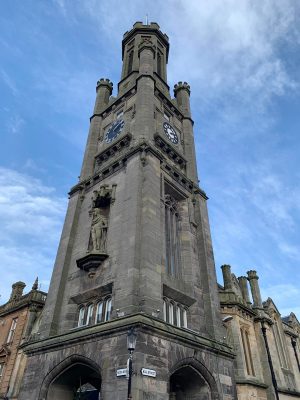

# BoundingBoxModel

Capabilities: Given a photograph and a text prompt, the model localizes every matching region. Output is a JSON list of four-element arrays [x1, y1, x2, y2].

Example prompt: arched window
[[104, 297, 112, 322], [165, 195, 181, 277], [240, 326, 255, 376], [168, 302, 174, 325], [78, 307, 85, 327], [86, 304, 94, 325], [95, 301, 103, 324]]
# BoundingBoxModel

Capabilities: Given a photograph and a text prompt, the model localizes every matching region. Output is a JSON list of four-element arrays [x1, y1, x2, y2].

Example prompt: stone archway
[[39, 355, 101, 400], [169, 358, 219, 400]]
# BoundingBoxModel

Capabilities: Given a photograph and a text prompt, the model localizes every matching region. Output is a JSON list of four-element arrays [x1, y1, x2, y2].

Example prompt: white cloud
[[0, 68, 18, 95], [0, 167, 66, 302], [6, 114, 25, 135]]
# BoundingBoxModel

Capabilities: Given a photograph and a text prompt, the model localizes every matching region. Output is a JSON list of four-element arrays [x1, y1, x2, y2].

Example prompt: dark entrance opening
[[170, 365, 211, 400], [47, 362, 101, 400]]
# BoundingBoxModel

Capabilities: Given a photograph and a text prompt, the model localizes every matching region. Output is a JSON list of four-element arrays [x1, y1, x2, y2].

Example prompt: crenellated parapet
[[93, 78, 114, 114]]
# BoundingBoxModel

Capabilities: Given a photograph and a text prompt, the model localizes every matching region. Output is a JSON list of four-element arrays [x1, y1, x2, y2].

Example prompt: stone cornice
[[0, 290, 46, 317], [21, 312, 234, 359], [235, 378, 268, 389], [70, 141, 205, 199], [277, 387, 300, 397]]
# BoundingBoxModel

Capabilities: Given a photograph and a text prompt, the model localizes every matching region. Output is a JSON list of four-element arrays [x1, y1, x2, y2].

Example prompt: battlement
[[174, 81, 191, 96]]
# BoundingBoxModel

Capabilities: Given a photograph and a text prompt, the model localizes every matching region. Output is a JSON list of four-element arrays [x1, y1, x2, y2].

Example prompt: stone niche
[[76, 184, 116, 277]]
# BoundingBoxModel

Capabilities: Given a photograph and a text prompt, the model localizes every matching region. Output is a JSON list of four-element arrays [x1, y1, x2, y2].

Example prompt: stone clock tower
[[19, 22, 236, 400]]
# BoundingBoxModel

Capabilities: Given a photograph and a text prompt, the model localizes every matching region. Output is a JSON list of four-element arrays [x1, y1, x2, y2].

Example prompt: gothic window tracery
[[163, 297, 188, 328], [240, 326, 255, 376], [77, 296, 112, 328], [164, 194, 181, 277]]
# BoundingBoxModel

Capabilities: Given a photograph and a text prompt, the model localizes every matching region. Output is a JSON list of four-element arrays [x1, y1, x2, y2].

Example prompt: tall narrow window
[[273, 320, 289, 369], [176, 305, 181, 327], [168, 303, 174, 325], [78, 307, 85, 327], [240, 327, 255, 376], [182, 309, 188, 328], [7, 318, 18, 343], [104, 298, 112, 321], [165, 195, 181, 276], [86, 304, 94, 325], [127, 51, 133, 75], [0, 363, 5, 379], [163, 299, 167, 322], [157, 52, 162, 77], [95, 302, 103, 324]]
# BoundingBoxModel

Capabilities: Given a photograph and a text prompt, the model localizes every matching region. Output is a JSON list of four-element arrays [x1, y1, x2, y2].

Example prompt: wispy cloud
[[0, 68, 18, 95], [6, 114, 25, 135], [0, 167, 66, 302]]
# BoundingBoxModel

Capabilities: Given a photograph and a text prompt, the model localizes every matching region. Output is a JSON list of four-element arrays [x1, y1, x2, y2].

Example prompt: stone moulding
[[95, 132, 132, 168], [154, 133, 186, 170], [21, 313, 235, 359], [76, 252, 109, 275]]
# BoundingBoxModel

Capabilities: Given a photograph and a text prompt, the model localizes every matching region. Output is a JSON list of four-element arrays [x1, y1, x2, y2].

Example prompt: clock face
[[105, 119, 125, 144], [163, 122, 179, 145]]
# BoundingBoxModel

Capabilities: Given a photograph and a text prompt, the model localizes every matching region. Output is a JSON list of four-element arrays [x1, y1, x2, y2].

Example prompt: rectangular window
[[163, 112, 170, 122], [86, 304, 94, 325], [176, 306, 181, 327], [116, 110, 124, 119], [168, 303, 174, 325], [95, 302, 103, 324], [104, 298, 112, 322], [7, 318, 18, 343], [0, 362, 5, 378], [182, 309, 188, 328], [78, 307, 85, 327]]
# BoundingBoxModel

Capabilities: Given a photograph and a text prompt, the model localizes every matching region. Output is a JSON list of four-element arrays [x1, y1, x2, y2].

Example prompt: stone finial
[[9, 281, 26, 302], [174, 81, 191, 97], [221, 264, 233, 291], [247, 270, 263, 308], [32, 277, 39, 291], [238, 276, 251, 305]]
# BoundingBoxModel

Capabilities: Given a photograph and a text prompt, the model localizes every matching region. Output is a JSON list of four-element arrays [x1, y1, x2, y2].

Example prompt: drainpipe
[[291, 338, 300, 372], [261, 322, 280, 400]]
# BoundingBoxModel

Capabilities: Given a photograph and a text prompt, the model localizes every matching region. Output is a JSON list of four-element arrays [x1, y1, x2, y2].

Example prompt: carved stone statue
[[90, 208, 108, 252]]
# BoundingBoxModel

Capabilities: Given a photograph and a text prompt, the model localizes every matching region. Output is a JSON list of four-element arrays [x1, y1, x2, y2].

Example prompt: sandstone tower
[[19, 22, 236, 400]]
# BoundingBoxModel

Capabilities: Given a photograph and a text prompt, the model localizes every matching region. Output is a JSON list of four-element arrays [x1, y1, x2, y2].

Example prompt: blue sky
[[0, 0, 299, 317]]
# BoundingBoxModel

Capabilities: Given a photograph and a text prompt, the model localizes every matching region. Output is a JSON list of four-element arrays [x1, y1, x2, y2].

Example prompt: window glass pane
[[86, 304, 94, 325], [78, 307, 85, 327], [95, 302, 103, 324], [176, 306, 181, 327], [169, 303, 174, 325], [163, 300, 167, 322], [0, 363, 5, 377], [7, 318, 18, 343], [182, 309, 187, 328], [105, 298, 112, 321]]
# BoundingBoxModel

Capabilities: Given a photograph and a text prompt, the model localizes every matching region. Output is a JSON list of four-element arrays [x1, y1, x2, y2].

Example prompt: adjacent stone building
[[219, 265, 300, 400], [0, 280, 46, 399]]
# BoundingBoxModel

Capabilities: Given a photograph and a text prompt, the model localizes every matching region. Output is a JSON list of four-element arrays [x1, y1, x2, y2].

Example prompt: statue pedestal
[[76, 252, 109, 275]]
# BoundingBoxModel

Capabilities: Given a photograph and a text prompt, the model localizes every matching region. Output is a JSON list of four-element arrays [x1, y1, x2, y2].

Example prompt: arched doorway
[[45, 360, 101, 400], [169, 365, 212, 400]]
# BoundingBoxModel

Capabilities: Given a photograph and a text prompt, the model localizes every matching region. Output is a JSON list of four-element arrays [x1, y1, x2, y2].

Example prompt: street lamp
[[127, 327, 137, 400]]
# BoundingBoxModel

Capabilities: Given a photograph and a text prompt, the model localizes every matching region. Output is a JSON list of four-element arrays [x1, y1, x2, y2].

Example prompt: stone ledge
[[21, 313, 234, 359]]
